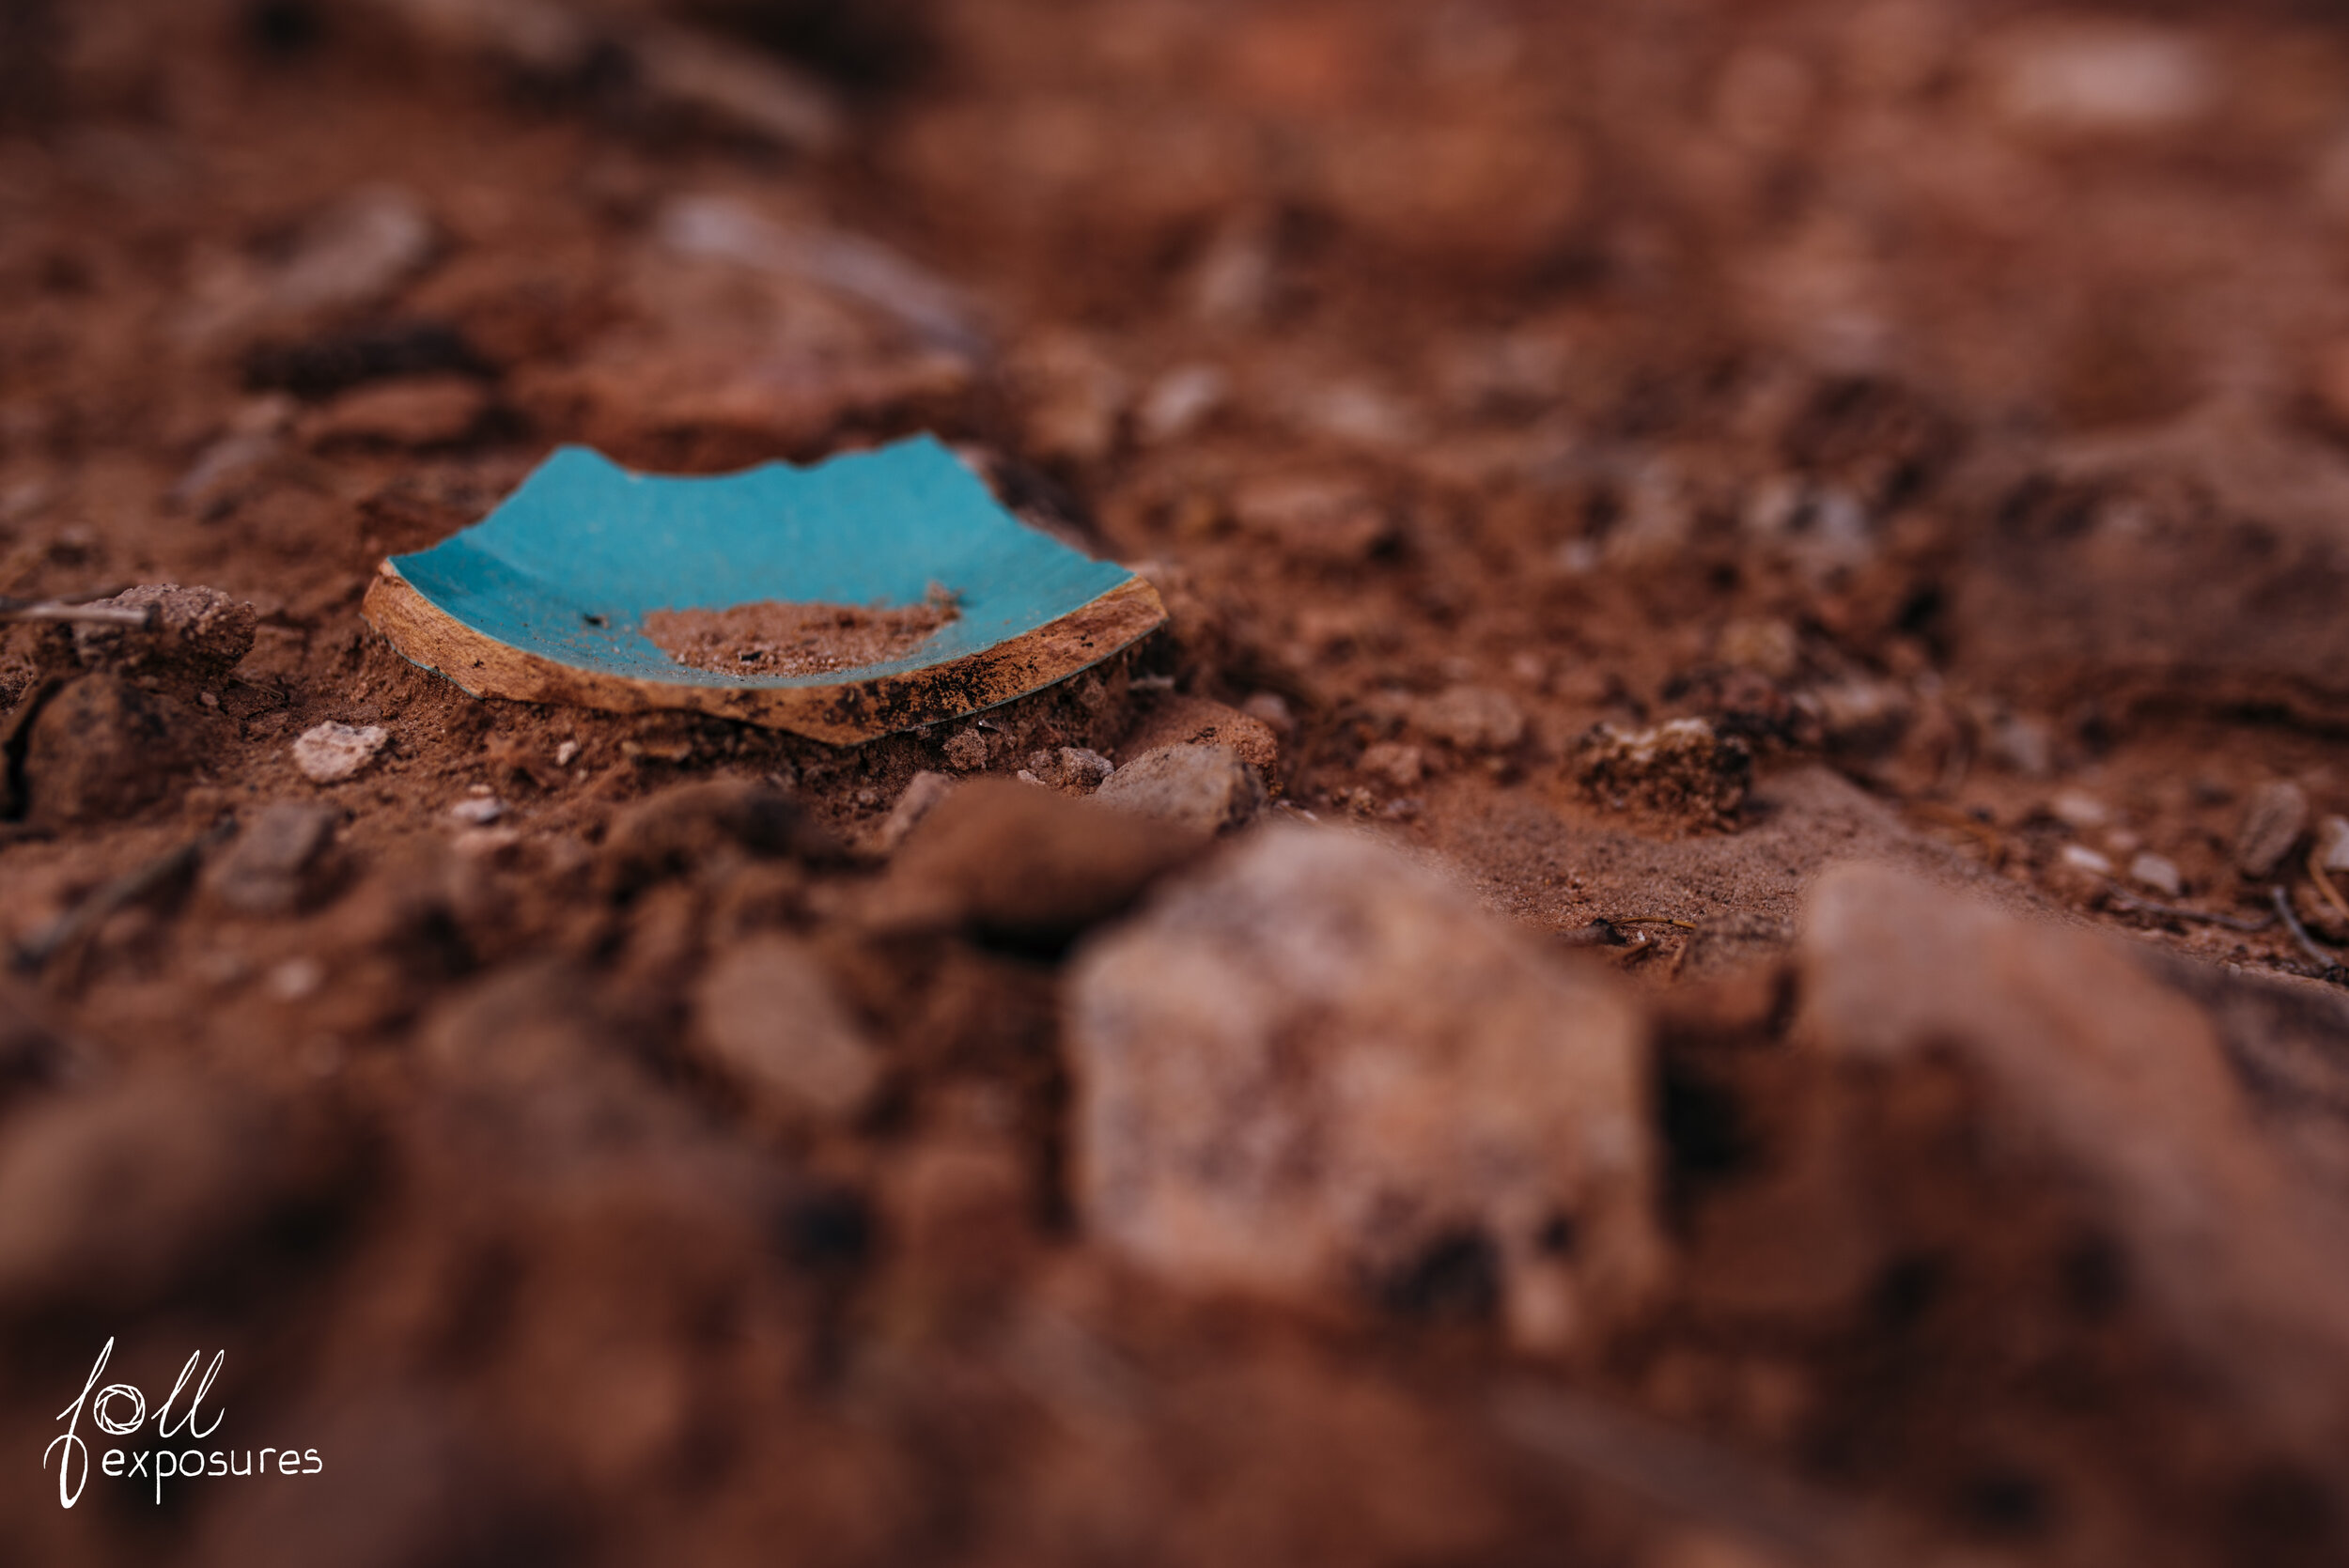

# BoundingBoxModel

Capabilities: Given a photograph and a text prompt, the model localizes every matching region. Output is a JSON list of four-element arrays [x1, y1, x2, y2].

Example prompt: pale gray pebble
[[2129, 851, 2184, 898]]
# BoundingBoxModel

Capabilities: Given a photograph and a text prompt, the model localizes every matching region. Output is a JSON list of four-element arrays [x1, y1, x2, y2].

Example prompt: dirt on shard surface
[[642, 589, 958, 677], [8, 2, 2349, 1565]]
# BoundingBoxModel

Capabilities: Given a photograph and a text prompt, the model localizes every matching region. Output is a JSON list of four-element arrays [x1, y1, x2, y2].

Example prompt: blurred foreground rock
[[1791, 865, 2349, 1468], [70, 582, 255, 699], [1068, 826, 1659, 1352], [863, 779, 1205, 944]]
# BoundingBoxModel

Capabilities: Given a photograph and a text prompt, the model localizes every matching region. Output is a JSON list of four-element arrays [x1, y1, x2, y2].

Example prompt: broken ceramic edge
[[361, 437, 1166, 744]]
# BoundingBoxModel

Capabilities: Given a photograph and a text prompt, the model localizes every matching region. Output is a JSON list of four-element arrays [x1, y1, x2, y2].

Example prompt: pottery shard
[[1068, 826, 1660, 1352], [71, 582, 257, 697], [862, 779, 1206, 943], [22, 675, 196, 827], [2234, 780, 2310, 878], [1094, 743, 1268, 836], [1795, 864, 2349, 1442], [692, 936, 880, 1121]]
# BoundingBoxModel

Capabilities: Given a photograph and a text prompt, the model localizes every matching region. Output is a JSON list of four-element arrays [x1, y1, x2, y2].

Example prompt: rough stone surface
[[204, 802, 342, 916], [70, 582, 257, 698], [1119, 691, 1281, 777], [1576, 718, 1751, 830], [1093, 743, 1268, 836], [22, 675, 196, 827], [2235, 780, 2310, 877], [863, 779, 1205, 943], [1068, 826, 1659, 1352], [692, 936, 881, 1121], [293, 721, 391, 784]]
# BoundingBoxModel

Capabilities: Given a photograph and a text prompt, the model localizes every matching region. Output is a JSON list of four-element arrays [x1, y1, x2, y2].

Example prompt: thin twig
[[2271, 884, 2341, 971], [0, 595, 153, 628], [2104, 893, 2273, 932]]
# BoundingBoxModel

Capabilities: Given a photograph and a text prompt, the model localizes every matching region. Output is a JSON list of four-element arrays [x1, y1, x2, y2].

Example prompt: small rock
[[2129, 851, 2184, 898], [23, 675, 196, 827], [2234, 780, 2310, 878], [1239, 691, 1297, 742], [1576, 718, 1751, 830], [447, 796, 505, 827], [1138, 363, 1228, 443], [1231, 474, 1395, 564], [2050, 788, 2110, 831], [599, 778, 841, 894], [266, 955, 325, 1001], [877, 770, 957, 852], [1986, 710, 2054, 778], [302, 374, 489, 448], [941, 726, 991, 771], [1022, 746, 1117, 793], [293, 722, 390, 784], [266, 185, 436, 322], [1411, 685, 1526, 752], [203, 802, 342, 916], [2316, 815, 2349, 875], [1717, 617, 1800, 680], [2060, 844, 2114, 877], [1094, 744, 1268, 836], [1068, 827, 1659, 1351], [1059, 746, 1115, 786], [554, 739, 581, 767], [1983, 21, 2217, 137], [1360, 739, 1425, 788], [862, 779, 1204, 943], [71, 583, 257, 699], [1012, 331, 1128, 466], [1120, 691, 1281, 777], [692, 936, 880, 1121]]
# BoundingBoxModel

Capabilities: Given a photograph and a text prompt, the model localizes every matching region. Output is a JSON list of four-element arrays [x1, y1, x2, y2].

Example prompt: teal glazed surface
[[389, 437, 1137, 688]]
